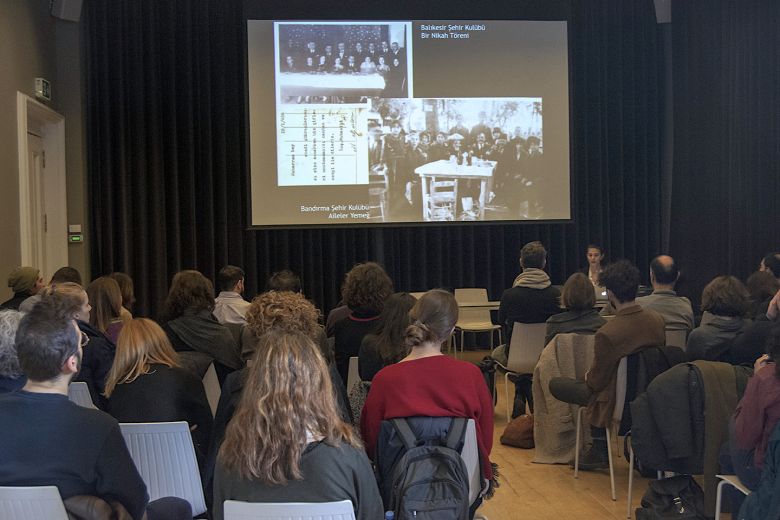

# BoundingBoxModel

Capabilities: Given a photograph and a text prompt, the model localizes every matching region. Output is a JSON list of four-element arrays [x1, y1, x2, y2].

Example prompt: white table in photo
[[415, 160, 495, 220]]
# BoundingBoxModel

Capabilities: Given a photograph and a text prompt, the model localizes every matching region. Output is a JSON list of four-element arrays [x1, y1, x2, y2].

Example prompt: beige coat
[[532, 333, 596, 463]]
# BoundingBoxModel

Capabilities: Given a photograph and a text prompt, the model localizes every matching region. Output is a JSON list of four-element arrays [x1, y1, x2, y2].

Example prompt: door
[[27, 133, 47, 273]]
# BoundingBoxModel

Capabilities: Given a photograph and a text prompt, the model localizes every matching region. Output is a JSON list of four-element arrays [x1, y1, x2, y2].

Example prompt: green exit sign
[[68, 235, 83, 243]]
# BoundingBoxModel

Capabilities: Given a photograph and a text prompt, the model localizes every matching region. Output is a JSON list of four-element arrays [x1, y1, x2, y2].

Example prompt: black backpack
[[635, 475, 707, 520], [389, 417, 471, 520]]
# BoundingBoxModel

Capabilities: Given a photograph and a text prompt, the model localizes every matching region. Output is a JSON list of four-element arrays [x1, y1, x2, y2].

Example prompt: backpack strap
[[391, 418, 420, 451], [444, 417, 468, 451]]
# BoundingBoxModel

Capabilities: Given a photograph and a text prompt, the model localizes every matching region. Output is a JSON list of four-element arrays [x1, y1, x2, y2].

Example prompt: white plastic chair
[[203, 362, 221, 417], [665, 329, 688, 350], [715, 474, 751, 520], [223, 499, 356, 520], [0, 486, 69, 520], [494, 322, 546, 421], [68, 381, 96, 409], [574, 356, 628, 506], [454, 288, 502, 356], [119, 421, 207, 516], [347, 356, 360, 394]]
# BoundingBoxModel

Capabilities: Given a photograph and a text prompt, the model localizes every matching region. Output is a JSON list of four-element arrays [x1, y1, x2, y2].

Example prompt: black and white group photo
[[276, 22, 410, 103], [364, 97, 545, 222]]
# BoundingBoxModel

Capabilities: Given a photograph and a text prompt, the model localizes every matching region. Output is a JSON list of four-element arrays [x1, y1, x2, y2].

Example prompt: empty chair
[[223, 499, 355, 520], [68, 381, 96, 409], [0, 486, 68, 520], [454, 288, 502, 355], [494, 322, 546, 421], [119, 421, 207, 516]]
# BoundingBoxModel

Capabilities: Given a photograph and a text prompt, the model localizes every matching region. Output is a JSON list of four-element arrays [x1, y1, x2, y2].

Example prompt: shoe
[[571, 445, 609, 471]]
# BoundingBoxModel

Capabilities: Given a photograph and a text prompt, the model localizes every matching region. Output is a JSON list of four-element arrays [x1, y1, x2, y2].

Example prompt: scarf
[[512, 267, 551, 289]]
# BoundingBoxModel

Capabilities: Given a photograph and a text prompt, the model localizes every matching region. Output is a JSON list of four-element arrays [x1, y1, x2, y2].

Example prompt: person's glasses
[[80, 332, 90, 347]]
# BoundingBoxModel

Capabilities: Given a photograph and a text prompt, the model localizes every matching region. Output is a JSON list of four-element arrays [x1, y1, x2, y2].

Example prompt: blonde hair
[[103, 318, 179, 397], [218, 329, 360, 484]]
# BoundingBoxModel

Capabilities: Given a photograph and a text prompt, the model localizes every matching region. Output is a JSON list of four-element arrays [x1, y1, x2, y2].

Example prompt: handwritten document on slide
[[277, 105, 368, 186]]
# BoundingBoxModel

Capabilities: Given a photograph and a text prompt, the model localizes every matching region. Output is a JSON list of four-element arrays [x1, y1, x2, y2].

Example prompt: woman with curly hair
[[104, 318, 213, 467], [204, 290, 349, 509], [213, 330, 382, 520], [160, 270, 241, 382], [0, 310, 24, 392], [333, 262, 393, 382]]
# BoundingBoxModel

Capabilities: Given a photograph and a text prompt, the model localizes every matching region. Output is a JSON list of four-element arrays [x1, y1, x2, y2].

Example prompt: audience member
[[213, 265, 251, 325], [746, 271, 779, 319], [0, 296, 191, 519], [1, 266, 44, 310], [333, 262, 393, 382], [730, 324, 780, 491], [47, 282, 115, 409], [358, 292, 415, 382], [160, 270, 241, 381], [687, 276, 750, 362], [361, 289, 496, 485], [109, 272, 135, 321], [206, 290, 349, 511], [266, 269, 302, 293], [19, 266, 82, 313], [213, 330, 382, 520], [545, 273, 606, 346], [87, 276, 125, 344], [104, 318, 213, 467], [494, 241, 561, 365], [549, 260, 665, 470], [0, 310, 24, 392], [636, 255, 694, 332]]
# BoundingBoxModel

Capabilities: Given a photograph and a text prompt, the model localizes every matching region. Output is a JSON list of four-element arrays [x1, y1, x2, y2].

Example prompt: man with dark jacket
[[0, 297, 190, 519], [550, 260, 665, 470], [1, 266, 44, 310], [493, 241, 561, 365]]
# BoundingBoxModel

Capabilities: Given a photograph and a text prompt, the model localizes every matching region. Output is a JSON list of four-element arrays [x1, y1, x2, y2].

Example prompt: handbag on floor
[[500, 413, 534, 449], [635, 475, 707, 519]]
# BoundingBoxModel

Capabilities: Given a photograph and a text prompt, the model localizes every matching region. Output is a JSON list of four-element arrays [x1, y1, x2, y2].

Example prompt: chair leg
[[504, 372, 511, 423], [715, 479, 727, 520], [574, 407, 583, 479], [606, 425, 616, 501], [627, 437, 634, 519]]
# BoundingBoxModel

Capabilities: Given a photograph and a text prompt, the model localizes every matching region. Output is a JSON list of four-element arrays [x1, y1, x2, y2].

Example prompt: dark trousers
[[146, 497, 192, 520], [548, 377, 607, 450], [511, 375, 534, 418]]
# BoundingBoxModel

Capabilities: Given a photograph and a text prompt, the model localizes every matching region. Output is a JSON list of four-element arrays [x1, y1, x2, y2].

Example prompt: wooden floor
[[454, 350, 730, 520]]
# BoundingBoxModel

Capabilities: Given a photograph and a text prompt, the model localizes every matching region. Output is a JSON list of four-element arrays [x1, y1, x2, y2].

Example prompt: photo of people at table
[[277, 22, 410, 103], [365, 97, 544, 222]]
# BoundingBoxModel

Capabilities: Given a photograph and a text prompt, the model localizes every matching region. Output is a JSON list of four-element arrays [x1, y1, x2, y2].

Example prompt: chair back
[[0, 486, 68, 520], [68, 381, 96, 409], [410, 292, 427, 300], [665, 329, 688, 350], [347, 356, 360, 393], [507, 322, 547, 374], [203, 363, 220, 417], [119, 421, 207, 516], [612, 357, 629, 424], [454, 288, 489, 304], [223, 499, 355, 520], [461, 419, 482, 505]]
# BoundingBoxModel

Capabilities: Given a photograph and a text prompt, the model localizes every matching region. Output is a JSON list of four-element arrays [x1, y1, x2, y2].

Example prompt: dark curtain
[[85, 0, 665, 318], [671, 0, 780, 308]]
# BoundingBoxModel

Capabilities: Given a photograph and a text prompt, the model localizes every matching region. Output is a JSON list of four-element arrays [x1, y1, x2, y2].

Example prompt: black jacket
[[74, 320, 116, 409], [498, 285, 561, 347]]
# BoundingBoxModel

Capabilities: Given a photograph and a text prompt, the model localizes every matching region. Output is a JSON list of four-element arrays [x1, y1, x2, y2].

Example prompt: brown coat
[[586, 304, 665, 427]]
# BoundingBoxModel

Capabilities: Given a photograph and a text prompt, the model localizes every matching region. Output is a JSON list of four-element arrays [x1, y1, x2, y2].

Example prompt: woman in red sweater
[[360, 289, 495, 482]]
